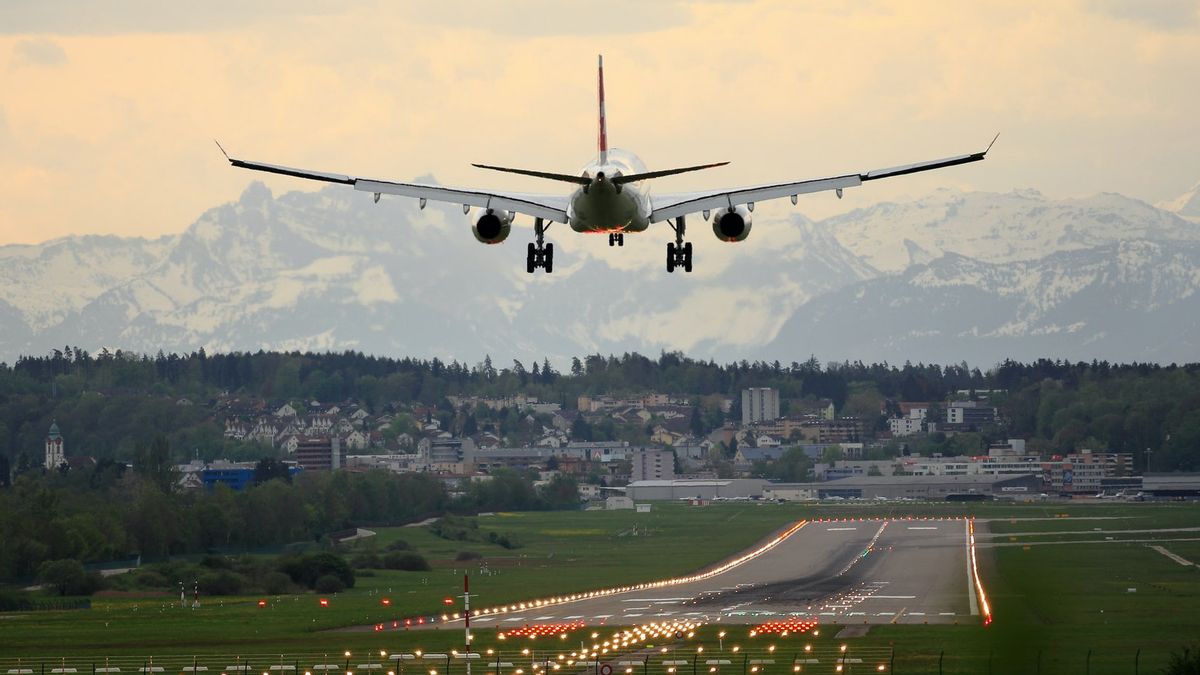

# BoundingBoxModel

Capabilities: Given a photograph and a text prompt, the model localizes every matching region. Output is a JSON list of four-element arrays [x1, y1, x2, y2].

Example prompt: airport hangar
[[625, 474, 1041, 501]]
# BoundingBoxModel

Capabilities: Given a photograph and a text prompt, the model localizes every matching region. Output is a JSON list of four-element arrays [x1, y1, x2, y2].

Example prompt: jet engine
[[711, 205, 753, 242], [472, 209, 513, 244]]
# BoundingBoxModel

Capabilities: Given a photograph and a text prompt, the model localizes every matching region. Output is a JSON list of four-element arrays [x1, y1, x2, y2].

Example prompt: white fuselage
[[567, 148, 652, 233]]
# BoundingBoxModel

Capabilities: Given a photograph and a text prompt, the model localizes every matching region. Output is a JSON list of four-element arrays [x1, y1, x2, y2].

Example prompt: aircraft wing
[[219, 145, 570, 223], [649, 136, 997, 223]]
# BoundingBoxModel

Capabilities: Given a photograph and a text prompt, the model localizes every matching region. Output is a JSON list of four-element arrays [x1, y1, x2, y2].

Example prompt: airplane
[[220, 55, 996, 274]]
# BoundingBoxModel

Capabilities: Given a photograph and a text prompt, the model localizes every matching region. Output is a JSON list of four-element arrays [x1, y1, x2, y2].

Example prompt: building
[[626, 478, 770, 501], [417, 436, 478, 470], [295, 436, 345, 471], [767, 473, 1040, 501], [888, 416, 924, 437], [946, 401, 998, 429], [1142, 473, 1200, 499], [632, 448, 675, 482], [44, 421, 65, 470], [742, 388, 780, 425], [1040, 450, 1134, 494]]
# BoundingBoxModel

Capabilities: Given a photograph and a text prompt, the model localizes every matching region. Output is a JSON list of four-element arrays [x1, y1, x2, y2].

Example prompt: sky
[[1, 0, 1199, 245]]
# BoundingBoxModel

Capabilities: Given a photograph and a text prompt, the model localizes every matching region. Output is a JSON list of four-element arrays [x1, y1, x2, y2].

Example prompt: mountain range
[[2, 179, 1198, 367]]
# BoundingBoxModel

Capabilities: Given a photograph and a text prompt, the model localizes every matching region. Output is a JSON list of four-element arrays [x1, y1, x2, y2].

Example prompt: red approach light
[[381, 598, 392, 606], [319, 598, 330, 607], [443, 597, 455, 605], [257, 600, 267, 608]]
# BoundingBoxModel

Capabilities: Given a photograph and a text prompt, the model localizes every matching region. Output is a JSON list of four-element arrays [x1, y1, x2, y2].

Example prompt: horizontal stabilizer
[[612, 161, 728, 185], [471, 163, 591, 185]]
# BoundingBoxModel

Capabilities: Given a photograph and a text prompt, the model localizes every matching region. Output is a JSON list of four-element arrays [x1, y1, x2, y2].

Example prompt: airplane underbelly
[[569, 188, 648, 233]]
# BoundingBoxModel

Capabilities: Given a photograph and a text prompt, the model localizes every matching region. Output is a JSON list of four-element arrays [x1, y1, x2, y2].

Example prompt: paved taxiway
[[455, 518, 976, 628]]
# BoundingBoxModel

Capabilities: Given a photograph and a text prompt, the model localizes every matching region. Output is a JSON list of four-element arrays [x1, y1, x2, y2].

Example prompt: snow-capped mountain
[[1159, 181, 1200, 222], [2, 181, 1198, 366]]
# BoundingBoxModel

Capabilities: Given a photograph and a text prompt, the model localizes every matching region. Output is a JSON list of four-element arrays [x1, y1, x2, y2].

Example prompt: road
[[454, 517, 976, 629]]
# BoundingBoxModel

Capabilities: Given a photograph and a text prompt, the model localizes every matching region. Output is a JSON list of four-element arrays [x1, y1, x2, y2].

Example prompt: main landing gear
[[666, 216, 693, 273], [527, 218, 553, 273], [608, 232, 624, 247]]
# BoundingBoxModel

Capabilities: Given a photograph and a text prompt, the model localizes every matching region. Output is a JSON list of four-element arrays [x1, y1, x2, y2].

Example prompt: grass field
[[3, 501, 1200, 674]]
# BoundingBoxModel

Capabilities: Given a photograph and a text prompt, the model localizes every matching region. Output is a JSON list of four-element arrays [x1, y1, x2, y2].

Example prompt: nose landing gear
[[608, 232, 624, 247], [666, 216, 693, 273], [527, 218, 554, 273]]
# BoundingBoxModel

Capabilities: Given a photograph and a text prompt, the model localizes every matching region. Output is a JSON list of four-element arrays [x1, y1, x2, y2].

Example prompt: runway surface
[[457, 518, 976, 628]]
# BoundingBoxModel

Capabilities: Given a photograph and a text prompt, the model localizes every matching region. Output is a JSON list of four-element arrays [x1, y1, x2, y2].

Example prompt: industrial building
[[763, 474, 1041, 501], [632, 448, 675, 481], [295, 436, 345, 471], [626, 478, 770, 501]]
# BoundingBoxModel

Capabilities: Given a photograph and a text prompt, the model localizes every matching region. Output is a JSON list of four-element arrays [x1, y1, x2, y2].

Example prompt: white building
[[44, 421, 65, 470], [888, 417, 924, 437], [742, 388, 781, 425]]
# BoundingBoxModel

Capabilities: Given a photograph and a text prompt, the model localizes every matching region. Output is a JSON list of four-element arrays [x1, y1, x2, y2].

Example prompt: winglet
[[984, 133, 1000, 155], [214, 139, 231, 162]]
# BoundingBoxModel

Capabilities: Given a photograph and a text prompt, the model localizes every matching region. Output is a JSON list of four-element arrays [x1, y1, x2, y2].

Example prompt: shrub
[[314, 574, 345, 594], [455, 551, 482, 561], [279, 551, 355, 589], [263, 571, 292, 595], [198, 570, 246, 596], [37, 560, 102, 597], [351, 551, 383, 569], [1162, 647, 1200, 675], [381, 552, 431, 571], [385, 539, 412, 551], [200, 555, 232, 570]]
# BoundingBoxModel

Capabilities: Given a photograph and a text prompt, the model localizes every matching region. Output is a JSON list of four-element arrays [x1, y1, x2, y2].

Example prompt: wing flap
[[222, 148, 569, 223], [650, 138, 994, 222]]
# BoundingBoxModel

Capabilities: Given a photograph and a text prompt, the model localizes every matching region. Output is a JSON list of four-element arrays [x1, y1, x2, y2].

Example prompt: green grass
[[3, 501, 1200, 674]]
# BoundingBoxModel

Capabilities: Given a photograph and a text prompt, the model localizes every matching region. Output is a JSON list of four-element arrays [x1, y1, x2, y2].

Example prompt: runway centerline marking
[[863, 595, 916, 600], [827, 527, 858, 531], [908, 526, 939, 530]]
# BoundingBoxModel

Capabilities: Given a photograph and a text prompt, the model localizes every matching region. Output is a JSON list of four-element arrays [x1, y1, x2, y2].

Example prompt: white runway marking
[[827, 527, 858, 531], [1148, 545, 1196, 567], [863, 595, 916, 600], [625, 613, 643, 617], [939, 612, 956, 616], [564, 615, 583, 619], [623, 598, 690, 602], [909, 612, 925, 616], [965, 519, 980, 616], [534, 615, 553, 620], [908, 526, 938, 530]]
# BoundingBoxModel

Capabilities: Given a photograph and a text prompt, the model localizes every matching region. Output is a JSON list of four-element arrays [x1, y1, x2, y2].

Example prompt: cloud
[[11, 37, 66, 66], [0, 0, 345, 35], [1086, 0, 1199, 30], [408, 0, 695, 36]]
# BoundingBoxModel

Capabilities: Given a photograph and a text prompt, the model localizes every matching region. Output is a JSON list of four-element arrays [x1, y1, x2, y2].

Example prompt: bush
[[381, 552, 431, 571], [279, 551, 355, 589], [263, 571, 292, 595], [486, 532, 522, 549], [199, 555, 232, 570], [455, 551, 482, 561], [37, 560, 102, 597], [351, 551, 383, 569], [385, 539, 412, 551], [131, 569, 170, 589], [1163, 647, 1200, 675], [198, 570, 246, 596], [314, 574, 345, 594]]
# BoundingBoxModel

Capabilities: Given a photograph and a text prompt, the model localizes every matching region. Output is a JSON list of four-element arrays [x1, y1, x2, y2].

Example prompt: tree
[[37, 559, 98, 596], [253, 457, 292, 485]]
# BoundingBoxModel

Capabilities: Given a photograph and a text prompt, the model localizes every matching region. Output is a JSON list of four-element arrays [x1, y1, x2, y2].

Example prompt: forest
[[0, 349, 1197, 473]]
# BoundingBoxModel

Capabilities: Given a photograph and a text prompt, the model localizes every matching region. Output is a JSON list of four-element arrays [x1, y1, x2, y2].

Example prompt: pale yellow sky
[[1, 0, 1198, 244]]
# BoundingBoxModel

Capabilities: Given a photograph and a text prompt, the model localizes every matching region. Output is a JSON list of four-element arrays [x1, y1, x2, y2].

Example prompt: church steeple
[[45, 421, 65, 470]]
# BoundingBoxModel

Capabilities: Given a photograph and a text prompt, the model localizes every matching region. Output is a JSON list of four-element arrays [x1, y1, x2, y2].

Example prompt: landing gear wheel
[[526, 218, 555, 274], [666, 218, 693, 273]]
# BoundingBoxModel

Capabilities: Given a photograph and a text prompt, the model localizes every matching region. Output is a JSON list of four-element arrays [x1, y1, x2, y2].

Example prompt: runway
[[455, 518, 977, 629]]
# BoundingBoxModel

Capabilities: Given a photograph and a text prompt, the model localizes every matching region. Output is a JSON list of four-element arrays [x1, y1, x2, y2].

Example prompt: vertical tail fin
[[597, 54, 608, 165]]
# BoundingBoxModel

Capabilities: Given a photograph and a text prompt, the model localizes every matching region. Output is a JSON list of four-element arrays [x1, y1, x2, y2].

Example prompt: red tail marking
[[598, 54, 608, 163]]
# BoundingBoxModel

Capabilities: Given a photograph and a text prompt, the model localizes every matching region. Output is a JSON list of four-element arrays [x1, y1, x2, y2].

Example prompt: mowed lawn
[[3, 500, 1200, 673]]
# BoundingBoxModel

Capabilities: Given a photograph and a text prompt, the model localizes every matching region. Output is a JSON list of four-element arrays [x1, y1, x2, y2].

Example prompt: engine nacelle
[[472, 209, 513, 244], [712, 205, 753, 242]]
